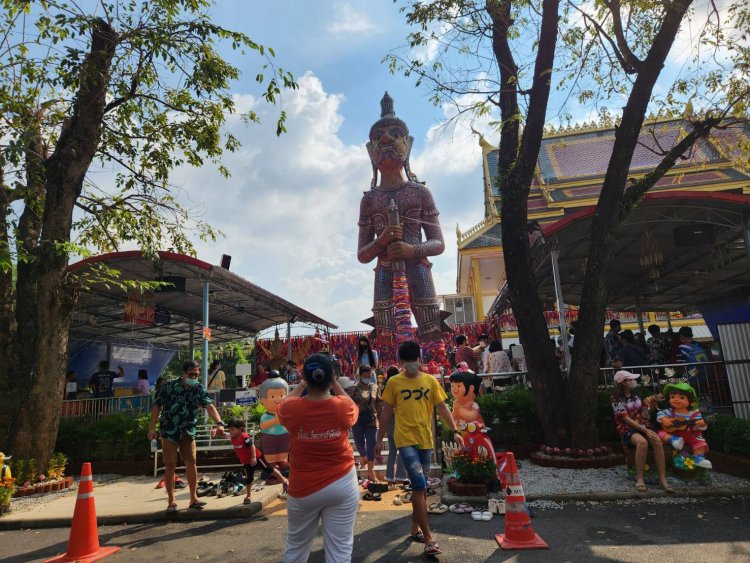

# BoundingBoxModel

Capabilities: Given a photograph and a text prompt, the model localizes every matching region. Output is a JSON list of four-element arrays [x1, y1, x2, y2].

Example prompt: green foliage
[[47, 452, 69, 479], [705, 415, 750, 458], [55, 413, 152, 462], [477, 385, 542, 445], [450, 452, 498, 485]]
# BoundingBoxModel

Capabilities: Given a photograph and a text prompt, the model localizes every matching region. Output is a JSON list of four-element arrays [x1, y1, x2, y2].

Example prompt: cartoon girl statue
[[258, 374, 290, 478], [449, 370, 496, 461], [656, 382, 712, 469]]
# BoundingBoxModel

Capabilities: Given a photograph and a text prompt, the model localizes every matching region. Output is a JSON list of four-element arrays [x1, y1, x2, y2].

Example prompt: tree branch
[[603, 0, 642, 71]]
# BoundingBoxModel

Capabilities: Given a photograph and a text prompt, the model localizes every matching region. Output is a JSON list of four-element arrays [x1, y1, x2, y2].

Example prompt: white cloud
[[327, 3, 375, 35], [167, 71, 486, 332]]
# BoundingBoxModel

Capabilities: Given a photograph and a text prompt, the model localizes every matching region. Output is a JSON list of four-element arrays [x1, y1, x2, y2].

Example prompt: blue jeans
[[398, 445, 432, 491], [351, 422, 378, 461], [386, 431, 407, 481]]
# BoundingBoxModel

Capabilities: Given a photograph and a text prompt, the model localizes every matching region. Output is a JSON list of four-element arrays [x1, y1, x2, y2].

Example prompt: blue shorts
[[398, 446, 432, 491]]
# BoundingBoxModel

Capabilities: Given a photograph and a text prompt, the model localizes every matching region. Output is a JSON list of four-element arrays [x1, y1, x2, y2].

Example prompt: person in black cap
[[277, 354, 359, 563]]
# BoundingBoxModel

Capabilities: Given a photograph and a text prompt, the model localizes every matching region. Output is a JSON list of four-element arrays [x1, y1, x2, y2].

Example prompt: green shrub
[[705, 415, 750, 457], [55, 413, 151, 462], [477, 385, 542, 445]]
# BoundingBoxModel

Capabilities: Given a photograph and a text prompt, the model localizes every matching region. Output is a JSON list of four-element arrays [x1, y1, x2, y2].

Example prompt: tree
[[0, 0, 296, 470], [390, 0, 749, 446]]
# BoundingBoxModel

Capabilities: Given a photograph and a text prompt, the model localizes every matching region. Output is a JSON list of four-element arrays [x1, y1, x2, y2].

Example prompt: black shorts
[[244, 454, 274, 482]]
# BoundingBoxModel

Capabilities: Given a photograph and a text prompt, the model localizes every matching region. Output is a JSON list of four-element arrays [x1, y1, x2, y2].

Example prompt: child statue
[[258, 374, 290, 480], [656, 382, 712, 469], [449, 371, 496, 462]]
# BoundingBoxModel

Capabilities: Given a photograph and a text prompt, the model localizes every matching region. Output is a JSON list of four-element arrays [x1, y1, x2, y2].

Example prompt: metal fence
[[61, 395, 153, 426]]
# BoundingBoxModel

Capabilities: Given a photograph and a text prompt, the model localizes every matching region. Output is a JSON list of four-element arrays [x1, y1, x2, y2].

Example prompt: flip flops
[[428, 503, 448, 514], [188, 500, 206, 510], [166, 502, 178, 513], [481, 509, 493, 521], [449, 502, 472, 513], [426, 477, 441, 489], [363, 492, 381, 501], [471, 508, 483, 521], [402, 492, 412, 503], [243, 497, 252, 505], [393, 494, 403, 506], [488, 498, 505, 515]]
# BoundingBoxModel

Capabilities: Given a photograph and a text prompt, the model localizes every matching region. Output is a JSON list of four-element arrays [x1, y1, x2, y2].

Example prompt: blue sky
[[160, 0, 733, 336], [168, 0, 490, 336]]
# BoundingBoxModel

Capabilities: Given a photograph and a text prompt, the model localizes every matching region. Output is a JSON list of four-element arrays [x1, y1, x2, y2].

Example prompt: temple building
[[439, 117, 750, 342]]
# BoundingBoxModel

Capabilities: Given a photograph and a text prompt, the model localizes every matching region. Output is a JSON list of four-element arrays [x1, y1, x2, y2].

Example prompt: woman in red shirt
[[277, 353, 359, 563]]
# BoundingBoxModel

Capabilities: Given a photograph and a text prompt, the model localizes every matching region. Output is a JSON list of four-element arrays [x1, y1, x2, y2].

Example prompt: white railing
[[61, 395, 153, 426]]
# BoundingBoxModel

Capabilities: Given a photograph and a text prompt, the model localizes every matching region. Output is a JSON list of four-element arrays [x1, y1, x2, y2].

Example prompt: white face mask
[[404, 361, 420, 375], [625, 379, 638, 389]]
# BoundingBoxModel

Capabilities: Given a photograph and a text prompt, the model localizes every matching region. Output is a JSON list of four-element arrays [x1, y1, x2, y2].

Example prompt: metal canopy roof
[[67, 251, 337, 348], [490, 191, 750, 315], [533, 191, 750, 311]]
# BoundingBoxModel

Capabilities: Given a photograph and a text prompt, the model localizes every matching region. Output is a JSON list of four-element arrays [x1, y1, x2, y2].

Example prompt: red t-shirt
[[277, 395, 358, 498], [229, 432, 261, 465]]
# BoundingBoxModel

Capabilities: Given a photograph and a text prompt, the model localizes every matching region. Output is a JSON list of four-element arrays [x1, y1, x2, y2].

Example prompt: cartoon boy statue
[[449, 371, 496, 461], [258, 374, 290, 480], [656, 382, 712, 469]]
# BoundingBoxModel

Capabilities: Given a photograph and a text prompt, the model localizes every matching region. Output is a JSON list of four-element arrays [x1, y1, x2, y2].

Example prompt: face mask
[[184, 376, 200, 387], [625, 379, 638, 389], [404, 361, 420, 375]]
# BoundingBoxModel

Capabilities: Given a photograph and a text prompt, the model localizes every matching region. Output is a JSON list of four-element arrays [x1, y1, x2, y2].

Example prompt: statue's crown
[[380, 91, 395, 118], [369, 91, 409, 139]]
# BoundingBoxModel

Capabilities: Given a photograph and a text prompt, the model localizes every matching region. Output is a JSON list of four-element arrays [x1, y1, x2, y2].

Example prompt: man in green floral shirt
[[148, 361, 225, 512]]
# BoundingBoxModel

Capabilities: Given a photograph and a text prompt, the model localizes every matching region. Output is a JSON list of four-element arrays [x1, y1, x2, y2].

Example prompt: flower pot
[[63, 476, 74, 488], [466, 483, 487, 496], [50, 481, 61, 492], [450, 481, 470, 495], [13, 488, 27, 498]]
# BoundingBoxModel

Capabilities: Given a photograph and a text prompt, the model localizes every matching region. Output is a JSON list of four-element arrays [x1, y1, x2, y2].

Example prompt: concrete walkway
[[0, 473, 284, 530]]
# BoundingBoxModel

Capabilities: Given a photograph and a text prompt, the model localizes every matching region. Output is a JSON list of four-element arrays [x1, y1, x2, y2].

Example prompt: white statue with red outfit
[[449, 371, 496, 461]]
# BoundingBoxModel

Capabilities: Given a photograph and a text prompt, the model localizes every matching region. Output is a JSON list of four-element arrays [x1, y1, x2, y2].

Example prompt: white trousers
[[284, 468, 359, 563]]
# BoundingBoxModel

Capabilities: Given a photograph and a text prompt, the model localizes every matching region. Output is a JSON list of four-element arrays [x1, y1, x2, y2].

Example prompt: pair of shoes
[[367, 482, 389, 494], [427, 503, 448, 514], [449, 502, 472, 513], [409, 531, 425, 543], [362, 492, 381, 501], [426, 477, 441, 489], [488, 498, 505, 514], [189, 500, 206, 510], [393, 494, 403, 506], [471, 508, 492, 521], [424, 542, 442, 556], [694, 455, 713, 469]]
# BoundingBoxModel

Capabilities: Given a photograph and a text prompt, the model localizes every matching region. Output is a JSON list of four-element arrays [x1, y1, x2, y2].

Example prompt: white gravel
[[516, 462, 750, 496], [9, 474, 123, 513]]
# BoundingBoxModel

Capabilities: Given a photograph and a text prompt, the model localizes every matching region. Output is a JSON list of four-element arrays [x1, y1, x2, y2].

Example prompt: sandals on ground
[[188, 500, 206, 510], [428, 503, 448, 514], [393, 494, 403, 506], [402, 492, 412, 503], [424, 542, 442, 555], [363, 492, 382, 501]]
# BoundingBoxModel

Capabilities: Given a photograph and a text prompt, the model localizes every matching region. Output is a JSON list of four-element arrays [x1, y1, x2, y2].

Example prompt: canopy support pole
[[286, 320, 292, 362], [189, 316, 195, 359], [202, 279, 209, 389], [635, 296, 646, 334], [551, 250, 571, 373]]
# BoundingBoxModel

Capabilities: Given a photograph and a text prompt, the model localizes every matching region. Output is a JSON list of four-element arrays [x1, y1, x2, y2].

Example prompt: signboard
[[235, 389, 258, 406], [124, 291, 155, 326], [234, 363, 253, 389]]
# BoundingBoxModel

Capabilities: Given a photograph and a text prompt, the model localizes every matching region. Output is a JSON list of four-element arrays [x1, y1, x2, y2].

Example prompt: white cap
[[337, 376, 355, 389], [613, 370, 640, 384]]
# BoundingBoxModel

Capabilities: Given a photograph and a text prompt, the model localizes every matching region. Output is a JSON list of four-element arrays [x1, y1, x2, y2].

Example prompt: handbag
[[356, 384, 377, 425]]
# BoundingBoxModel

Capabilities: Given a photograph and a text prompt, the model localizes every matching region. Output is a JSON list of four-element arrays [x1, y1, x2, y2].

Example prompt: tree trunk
[[567, 0, 694, 448], [8, 19, 118, 470]]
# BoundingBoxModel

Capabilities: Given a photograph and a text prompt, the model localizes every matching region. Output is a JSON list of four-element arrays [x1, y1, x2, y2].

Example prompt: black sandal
[[424, 542, 442, 555], [409, 531, 425, 543], [189, 501, 206, 510]]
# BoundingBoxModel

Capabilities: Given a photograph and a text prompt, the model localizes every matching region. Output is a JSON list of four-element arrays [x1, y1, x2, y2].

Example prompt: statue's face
[[262, 388, 287, 413], [368, 124, 412, 168], [669, 392, 690, 411]]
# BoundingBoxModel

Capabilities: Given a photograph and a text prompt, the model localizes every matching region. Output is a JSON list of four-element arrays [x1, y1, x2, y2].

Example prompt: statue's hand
[[378, 224, 403, 247], [388, 241, 415, 261]]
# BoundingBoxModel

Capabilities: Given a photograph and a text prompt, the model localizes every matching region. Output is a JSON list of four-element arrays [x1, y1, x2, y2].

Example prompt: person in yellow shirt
[[376, 341, 464, 557]]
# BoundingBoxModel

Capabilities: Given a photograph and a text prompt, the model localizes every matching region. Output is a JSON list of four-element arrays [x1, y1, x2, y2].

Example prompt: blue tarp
[[67, 339, 176, 389]]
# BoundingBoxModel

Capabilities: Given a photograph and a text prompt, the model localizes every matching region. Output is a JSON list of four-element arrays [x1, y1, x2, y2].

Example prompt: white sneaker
[[695, 457, 712, 469], [670, 437, 684, 451]]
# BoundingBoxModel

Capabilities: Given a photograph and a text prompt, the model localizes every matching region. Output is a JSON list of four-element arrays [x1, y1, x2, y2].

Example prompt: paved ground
[[2, 496, 748, 562]]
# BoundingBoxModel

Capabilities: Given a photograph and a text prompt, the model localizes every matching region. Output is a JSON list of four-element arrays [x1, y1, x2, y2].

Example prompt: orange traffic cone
[[495, 452, 549, 550], [45, 462, 120, 563]]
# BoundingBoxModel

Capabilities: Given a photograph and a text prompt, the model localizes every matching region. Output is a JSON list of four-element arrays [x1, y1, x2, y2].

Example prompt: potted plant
[[449, 452, 497, 496], [0, 476, 15, 515]]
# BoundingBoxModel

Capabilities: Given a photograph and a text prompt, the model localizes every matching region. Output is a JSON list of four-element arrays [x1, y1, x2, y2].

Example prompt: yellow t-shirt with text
[[381, 372, 447, 450]]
